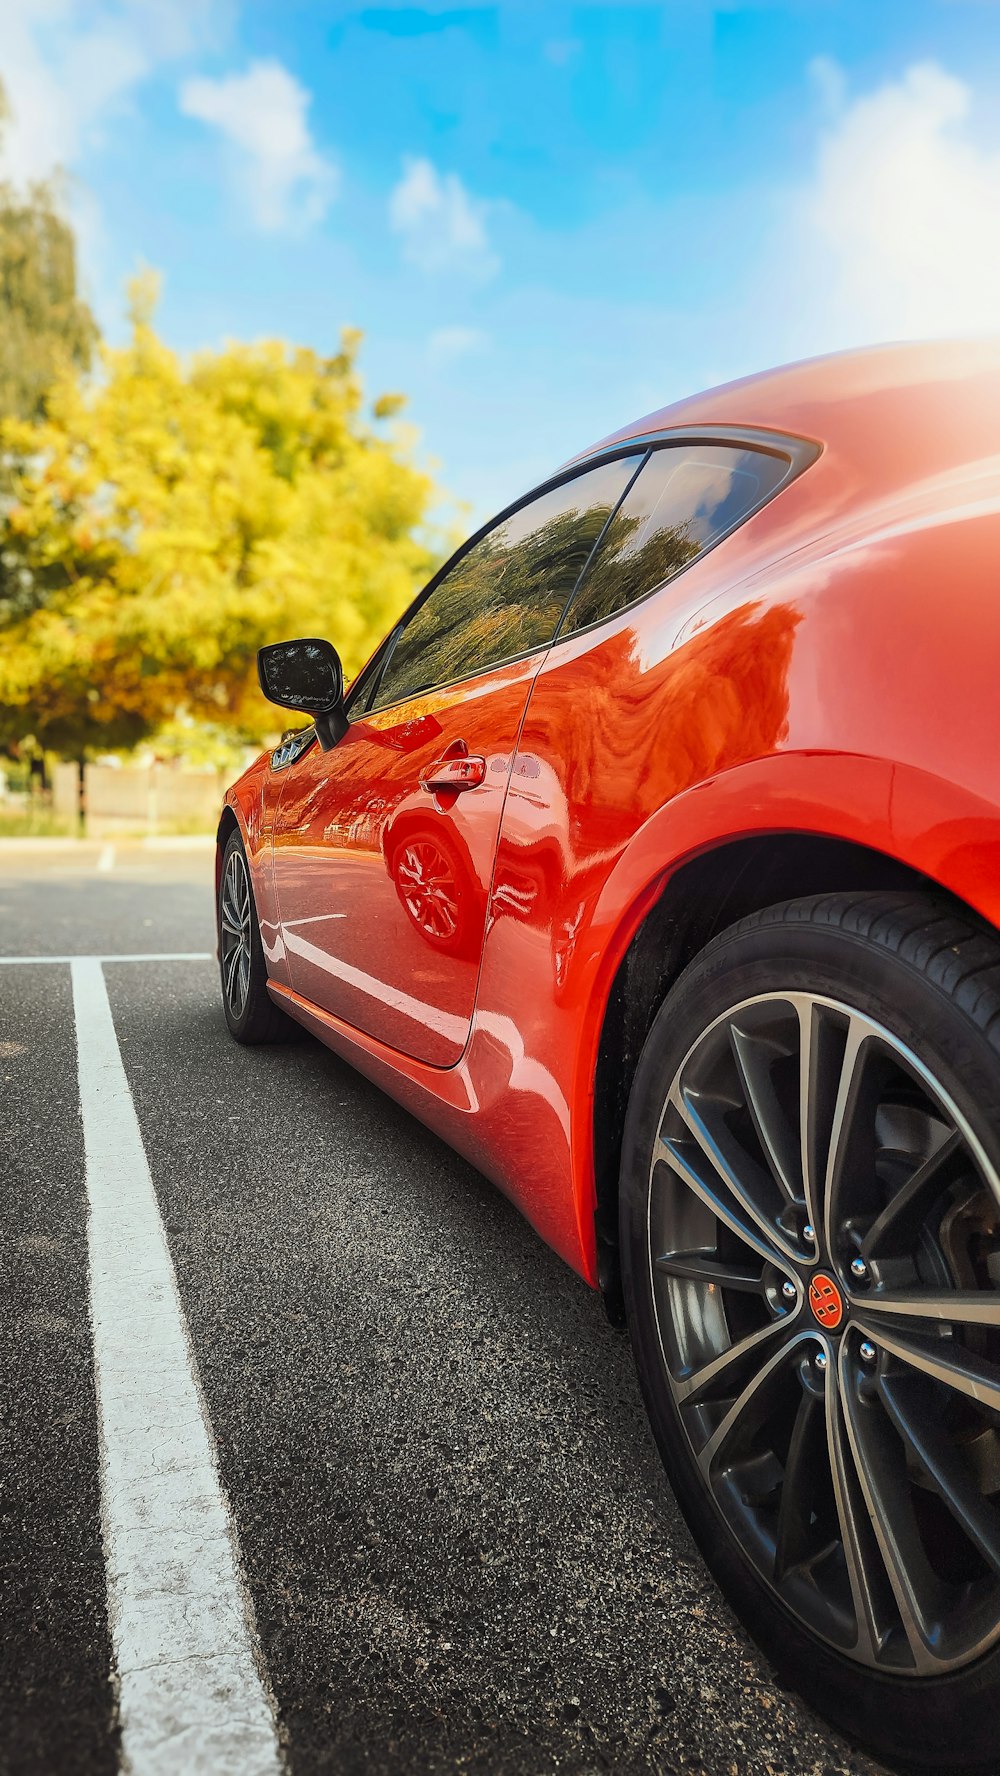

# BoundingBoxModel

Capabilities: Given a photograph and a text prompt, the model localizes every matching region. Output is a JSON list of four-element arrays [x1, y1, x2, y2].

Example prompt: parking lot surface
[[1, 841, 884, 1776]]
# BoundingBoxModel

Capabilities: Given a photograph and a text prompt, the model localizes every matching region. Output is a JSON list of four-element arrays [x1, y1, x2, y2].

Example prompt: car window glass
[[369, 456, 639, 710], [561, 444, 789, 635]]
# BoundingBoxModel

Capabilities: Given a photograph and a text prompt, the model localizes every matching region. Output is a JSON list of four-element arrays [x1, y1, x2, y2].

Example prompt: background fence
[[52, 761, 229, 835]]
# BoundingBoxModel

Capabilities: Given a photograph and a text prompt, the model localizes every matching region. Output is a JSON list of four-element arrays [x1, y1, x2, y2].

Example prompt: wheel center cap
[[808, 1271, 845, 1330]]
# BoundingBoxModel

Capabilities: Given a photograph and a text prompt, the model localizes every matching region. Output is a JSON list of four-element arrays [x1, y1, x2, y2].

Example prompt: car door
[[269, 453, 641, 1066]]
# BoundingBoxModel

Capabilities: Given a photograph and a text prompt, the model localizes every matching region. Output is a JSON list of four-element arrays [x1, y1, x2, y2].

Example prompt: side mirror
[[257, 637, 347, 750]]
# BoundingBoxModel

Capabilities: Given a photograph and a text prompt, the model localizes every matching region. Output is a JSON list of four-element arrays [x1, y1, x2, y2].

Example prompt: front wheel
[[218, 828, 296, 1043], [620, 891, 1000, 1771]]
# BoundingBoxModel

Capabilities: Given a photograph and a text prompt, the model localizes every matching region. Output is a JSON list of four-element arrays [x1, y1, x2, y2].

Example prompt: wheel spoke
[[696, 1328, 808, 1474], [795, 994, 823, 1240], [729, 1019, 801, 1203], [853, 1319, 1000, 1414], [878, 1367, 1000, 1576], [664, 1083, 799, 1262], [861, 1291, 1000, 1327], [837, 1343, 939, 1672], [861, 1130, 966, 1260], [673, 1316, 793, 1407], [654, 1131, 790, 1273], [654, 1250, 767, 1292], [225, 940, 241, 1005], [221, 876, 240, 928], [821, 1015, 876, 1259], [231, 854, 250, 926], [773, 1389, 824, 1580], [430, 894, 457, 936], [825, 1354, 895, 1665]]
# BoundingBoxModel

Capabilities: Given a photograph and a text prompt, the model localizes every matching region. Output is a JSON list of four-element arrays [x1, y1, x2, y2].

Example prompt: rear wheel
[[218, 828, 295, 1043], [620, 891, 1000, 1770]]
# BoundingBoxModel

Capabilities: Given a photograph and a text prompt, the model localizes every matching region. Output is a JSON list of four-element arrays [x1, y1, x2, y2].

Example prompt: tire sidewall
[[620, 911, 1000, 1772]]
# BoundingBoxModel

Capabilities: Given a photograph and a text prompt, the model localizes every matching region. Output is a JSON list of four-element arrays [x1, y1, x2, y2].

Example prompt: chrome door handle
[[420, 754, 487, 793]]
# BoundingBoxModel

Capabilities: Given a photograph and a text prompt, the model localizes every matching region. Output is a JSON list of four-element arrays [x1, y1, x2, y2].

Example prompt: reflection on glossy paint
[[269, 652, 540, 1066], [282, 928, 468, 1047], [492, 601, 800, 945], [390, 825, 475, 954]]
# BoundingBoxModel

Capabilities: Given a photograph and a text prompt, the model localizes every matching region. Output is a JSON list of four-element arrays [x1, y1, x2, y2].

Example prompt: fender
[[553, 748, 1000, 1282]]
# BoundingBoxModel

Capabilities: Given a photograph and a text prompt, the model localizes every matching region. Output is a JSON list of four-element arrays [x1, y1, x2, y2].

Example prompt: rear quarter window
[[560, 443, 790, 635]]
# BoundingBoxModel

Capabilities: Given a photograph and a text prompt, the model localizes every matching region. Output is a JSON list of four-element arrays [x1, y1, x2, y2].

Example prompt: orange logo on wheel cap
[[809, 1272, 844, 1329]]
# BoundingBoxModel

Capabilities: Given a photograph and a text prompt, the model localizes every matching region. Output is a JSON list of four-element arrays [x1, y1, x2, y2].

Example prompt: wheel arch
[[591, 827, 995, 1324], [215, 804, 241, 897]]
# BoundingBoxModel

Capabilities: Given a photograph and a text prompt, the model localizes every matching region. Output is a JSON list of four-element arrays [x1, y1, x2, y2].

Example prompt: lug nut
[[814, 1350, 828, 1372], [850, 1257, 869, 1282], [803, 1223, 816, 1243], [781, 1280, 797, 1300], [859, 1340, 877, 1364]]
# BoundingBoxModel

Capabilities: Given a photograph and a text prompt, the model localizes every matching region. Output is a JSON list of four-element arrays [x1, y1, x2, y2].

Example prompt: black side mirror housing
[[257, 638, 348, 750]]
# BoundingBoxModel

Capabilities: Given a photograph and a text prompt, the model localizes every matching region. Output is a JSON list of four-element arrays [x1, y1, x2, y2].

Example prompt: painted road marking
[[71, 957, 282, 1776], [0, 952, 212, 965], [97, 844, 116, 872]]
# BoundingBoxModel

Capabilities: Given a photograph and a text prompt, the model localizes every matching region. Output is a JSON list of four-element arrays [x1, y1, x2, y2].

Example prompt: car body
[[218, 341, 1000, 1767], [220, 339, 1000, 1292]]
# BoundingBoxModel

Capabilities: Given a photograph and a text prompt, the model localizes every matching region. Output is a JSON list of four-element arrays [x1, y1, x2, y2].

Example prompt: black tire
[[619, 890, 1000, 1773], [217, 827, 296, 1044]]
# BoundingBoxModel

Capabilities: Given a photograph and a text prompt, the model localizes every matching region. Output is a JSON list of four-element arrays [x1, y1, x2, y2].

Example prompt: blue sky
[[5, 2, 1000, 522]]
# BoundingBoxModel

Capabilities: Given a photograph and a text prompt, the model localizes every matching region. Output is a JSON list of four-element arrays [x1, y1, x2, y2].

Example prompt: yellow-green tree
[[0, 280, 442, 757]]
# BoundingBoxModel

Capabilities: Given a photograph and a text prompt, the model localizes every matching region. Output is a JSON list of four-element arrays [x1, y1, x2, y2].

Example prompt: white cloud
[[179, 59, 336, 232], [389, 155, 497, 279], [427, 325, 489, 367], [793, 60, 1000, 342], [0, 1, 216, 185], [0, 1, 221, 320]]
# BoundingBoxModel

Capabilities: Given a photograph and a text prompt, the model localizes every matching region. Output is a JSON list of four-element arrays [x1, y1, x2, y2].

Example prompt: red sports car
[[218, 341, 1000, 1770]]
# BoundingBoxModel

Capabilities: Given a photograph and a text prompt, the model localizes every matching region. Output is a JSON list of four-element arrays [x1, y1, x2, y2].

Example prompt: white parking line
[[71, 957, 283, 1776]]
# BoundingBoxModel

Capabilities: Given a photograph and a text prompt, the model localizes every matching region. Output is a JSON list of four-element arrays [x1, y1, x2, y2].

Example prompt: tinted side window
[[561, 444, 790, 636], [370, 456, 639, 710]]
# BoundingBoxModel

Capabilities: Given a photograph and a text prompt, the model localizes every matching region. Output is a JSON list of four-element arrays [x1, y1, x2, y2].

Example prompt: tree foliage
[[0, 281, 443, 755], [0, 85, 97, 422]]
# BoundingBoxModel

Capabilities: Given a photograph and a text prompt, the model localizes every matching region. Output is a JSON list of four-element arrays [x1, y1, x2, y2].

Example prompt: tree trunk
[[77, 755, 86, 834]]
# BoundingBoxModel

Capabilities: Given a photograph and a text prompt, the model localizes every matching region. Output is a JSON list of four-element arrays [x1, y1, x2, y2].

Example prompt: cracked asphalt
[[1, 841, 885, 1776]]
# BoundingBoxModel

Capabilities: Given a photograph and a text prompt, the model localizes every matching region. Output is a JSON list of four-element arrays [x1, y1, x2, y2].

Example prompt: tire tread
[[697, 890, 1000, 1054]]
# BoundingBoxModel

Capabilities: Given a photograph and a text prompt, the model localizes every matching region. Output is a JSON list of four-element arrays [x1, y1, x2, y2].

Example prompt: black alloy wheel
[[218, 827, 296, 1043], [620, 892, 1000, 1771]]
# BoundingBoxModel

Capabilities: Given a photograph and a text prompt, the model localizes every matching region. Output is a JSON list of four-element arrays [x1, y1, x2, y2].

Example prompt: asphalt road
[[1, 840, 884, 1776]]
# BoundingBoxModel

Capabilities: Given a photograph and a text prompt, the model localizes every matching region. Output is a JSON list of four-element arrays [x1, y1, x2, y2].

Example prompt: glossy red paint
[[222, 341, 1000, 1289]]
